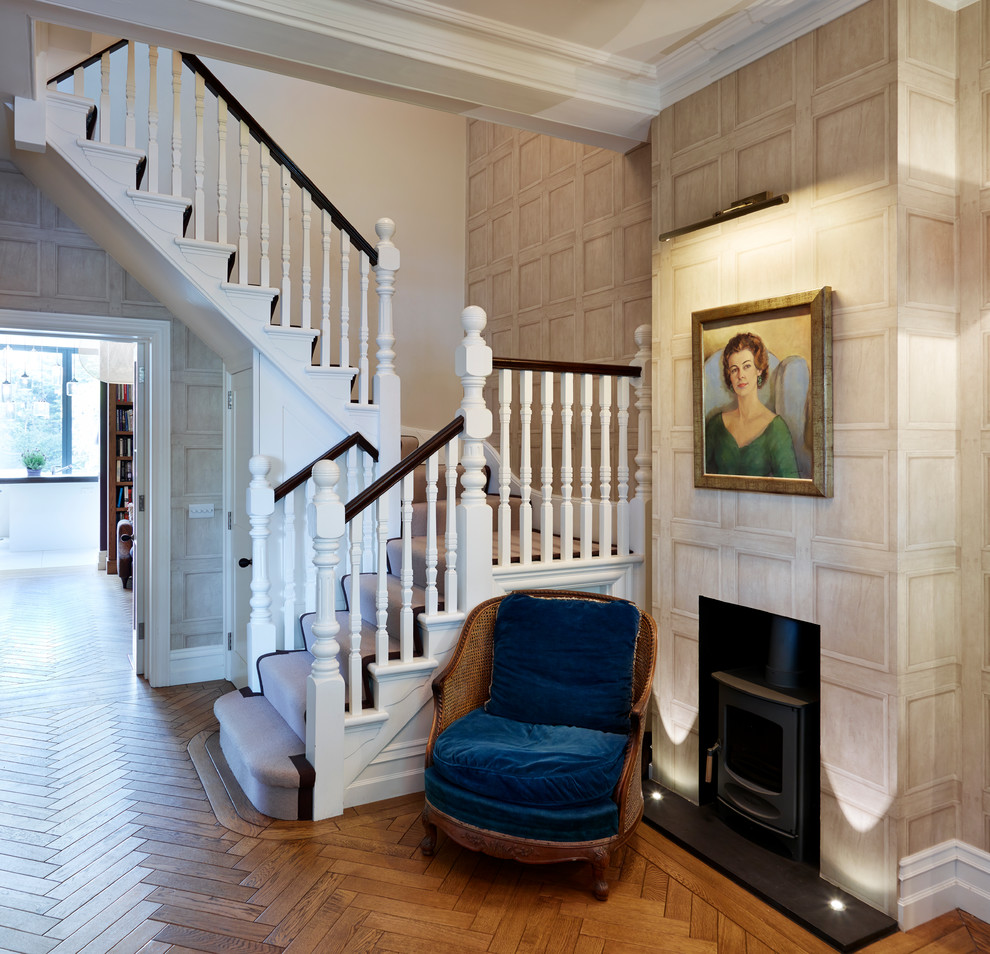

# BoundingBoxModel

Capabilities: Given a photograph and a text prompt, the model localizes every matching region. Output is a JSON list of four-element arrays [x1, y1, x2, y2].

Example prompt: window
[[0, 339, 102, 477]]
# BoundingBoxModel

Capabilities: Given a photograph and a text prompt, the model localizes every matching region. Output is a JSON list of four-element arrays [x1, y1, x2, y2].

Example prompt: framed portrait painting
[[692, 287, 832, 497]]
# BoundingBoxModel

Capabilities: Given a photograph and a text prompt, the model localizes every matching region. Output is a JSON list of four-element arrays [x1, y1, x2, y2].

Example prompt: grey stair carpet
[[213, 688, 314, 820]]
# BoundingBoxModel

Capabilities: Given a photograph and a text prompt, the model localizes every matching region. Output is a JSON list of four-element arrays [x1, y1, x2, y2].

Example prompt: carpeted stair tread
[[213, 689, 313, 820]]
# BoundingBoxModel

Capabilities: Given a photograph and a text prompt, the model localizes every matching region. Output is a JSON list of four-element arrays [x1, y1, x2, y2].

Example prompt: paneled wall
[[0, 159, 225, 653], [464, 122, 652, 504], [957, 0, 990, 858], [651, 0, 970, 915], [464, 121, 652, 369]]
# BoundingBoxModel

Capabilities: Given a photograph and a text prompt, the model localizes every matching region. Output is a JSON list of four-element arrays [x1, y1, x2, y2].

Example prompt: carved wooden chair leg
[[420, 810, 438, 856], [591, 848, 611, 901]]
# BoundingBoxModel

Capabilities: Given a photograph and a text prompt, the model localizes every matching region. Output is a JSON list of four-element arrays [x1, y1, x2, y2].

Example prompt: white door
[[131, 342, 147, 674], [225, 367, 254, 687]]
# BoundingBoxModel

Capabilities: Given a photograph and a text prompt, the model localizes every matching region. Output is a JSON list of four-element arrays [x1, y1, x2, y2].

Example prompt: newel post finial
[[456, 306, 494, 610], [306, 458, 346, 820], [373, 217, 399, 384]]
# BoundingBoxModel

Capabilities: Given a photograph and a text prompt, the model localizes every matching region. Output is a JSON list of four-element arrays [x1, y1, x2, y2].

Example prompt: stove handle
[[705, 740, 721, 784]]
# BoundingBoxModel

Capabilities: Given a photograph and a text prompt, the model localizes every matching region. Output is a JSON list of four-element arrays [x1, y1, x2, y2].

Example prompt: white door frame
[[0, 308, 172, 687], [223, 362, 256, 688]]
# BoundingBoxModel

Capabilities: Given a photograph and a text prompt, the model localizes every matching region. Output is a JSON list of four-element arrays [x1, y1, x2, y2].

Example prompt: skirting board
[[898, 839, 990, 930], [170, 644, 225, 686]]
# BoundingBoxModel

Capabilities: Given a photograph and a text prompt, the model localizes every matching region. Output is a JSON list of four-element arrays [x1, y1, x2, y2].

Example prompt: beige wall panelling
[[650, 0, 976, 914], [466, 120, 651, 486], [957, 0, 989, 853]]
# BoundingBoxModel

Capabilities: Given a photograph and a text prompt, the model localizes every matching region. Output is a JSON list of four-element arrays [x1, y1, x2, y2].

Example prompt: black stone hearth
[[642, 781, 898, 953]]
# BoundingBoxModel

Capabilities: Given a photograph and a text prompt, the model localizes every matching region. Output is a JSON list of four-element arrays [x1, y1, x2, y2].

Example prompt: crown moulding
[[34, 0, 874, 149]]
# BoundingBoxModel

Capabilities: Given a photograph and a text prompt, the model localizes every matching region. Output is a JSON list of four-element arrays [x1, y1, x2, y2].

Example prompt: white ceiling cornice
[[10, 0, 877, 150], [192, 0, 659, 111], [653, 0, 874, 109]]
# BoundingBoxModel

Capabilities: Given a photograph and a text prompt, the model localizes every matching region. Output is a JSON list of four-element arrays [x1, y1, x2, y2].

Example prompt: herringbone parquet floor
[[0, 564, 987, 953]]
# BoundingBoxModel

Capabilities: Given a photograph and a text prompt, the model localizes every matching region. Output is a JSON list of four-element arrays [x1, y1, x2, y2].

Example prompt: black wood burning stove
[[712, 667, 819, 861], [698, 598, 820, 863]]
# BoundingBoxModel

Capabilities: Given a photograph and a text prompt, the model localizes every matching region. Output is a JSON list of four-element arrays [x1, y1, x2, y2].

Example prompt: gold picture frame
[[692, 287, 832, 497]]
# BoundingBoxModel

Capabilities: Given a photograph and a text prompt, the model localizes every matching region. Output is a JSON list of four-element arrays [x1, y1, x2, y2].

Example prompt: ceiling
[[0, 0, 884, 152]]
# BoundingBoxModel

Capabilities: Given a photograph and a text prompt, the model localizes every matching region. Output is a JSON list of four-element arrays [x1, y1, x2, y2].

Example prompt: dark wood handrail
[[49, 39, 128, 85], [345, 417, 465, 523], [182, 53, 378, 264], [493, 357, 641, 377], [274, 433, 379, 502]]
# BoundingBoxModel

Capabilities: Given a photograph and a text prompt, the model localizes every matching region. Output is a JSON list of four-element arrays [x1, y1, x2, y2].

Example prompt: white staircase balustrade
[[488, 354, 645, 596], [47, 42, 386, 404], [272, 437, 379, 655]]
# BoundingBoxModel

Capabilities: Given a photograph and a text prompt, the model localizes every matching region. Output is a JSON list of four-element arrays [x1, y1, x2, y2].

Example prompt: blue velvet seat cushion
[[431, 709, 628, 807], [425, 766, 619, 842], [486, 592, 640, 733]]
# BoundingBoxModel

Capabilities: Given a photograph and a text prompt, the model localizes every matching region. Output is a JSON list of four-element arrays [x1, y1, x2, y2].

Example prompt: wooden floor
[[0, 565, 987, 953]]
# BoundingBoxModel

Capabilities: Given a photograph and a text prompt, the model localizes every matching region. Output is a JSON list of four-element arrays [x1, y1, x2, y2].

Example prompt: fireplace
[[698, 597, 820, 863]]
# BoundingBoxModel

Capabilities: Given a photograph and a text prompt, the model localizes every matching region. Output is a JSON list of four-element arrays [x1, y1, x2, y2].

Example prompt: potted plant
[[21, 449, 46, 476]]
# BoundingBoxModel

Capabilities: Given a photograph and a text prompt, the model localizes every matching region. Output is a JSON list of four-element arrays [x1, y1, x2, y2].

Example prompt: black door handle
[[238, 558, 252, 567]]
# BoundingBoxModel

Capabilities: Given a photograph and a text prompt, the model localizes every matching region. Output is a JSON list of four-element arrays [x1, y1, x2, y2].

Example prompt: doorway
[[0, 308, 172, 686], [0, 333, 134, 574]]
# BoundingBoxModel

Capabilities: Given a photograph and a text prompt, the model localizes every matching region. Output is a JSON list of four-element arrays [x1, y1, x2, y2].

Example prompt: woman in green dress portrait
[[705, 331, 799, 478]]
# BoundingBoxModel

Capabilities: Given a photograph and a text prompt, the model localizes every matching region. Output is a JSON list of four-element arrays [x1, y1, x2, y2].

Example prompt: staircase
[[12, 37, 653, 824], [212, 432, 458, 819]]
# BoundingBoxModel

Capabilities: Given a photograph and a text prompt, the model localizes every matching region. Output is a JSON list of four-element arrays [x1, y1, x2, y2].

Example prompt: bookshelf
[[107, 383, 134, 575]]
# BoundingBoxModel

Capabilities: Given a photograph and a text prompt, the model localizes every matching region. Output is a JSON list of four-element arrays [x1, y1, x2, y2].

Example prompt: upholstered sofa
[[421, 589, 657, 900]]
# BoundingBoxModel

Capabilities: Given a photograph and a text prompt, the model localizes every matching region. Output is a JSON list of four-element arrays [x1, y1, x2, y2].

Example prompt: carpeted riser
[[218, 723, 306, 820], [386, 537, 447, 598], [257, 651, 312, 740]]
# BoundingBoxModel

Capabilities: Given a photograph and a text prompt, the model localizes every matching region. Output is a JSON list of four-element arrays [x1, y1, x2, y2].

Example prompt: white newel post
[[246, 456, 276, 693], [630, 325, 653, 609], [456, 307, 494, 612], [373, 218, 401, 530], [306, 459, 346, 821]]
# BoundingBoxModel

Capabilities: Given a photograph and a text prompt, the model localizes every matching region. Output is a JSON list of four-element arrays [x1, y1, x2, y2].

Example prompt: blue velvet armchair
[[420, 589, 657, 900]]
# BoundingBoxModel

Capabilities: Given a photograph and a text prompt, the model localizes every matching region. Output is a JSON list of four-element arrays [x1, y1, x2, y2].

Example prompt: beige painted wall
[[206, 62, 468, 431], [650, 0, 975, 915], [0, 159, 225, 652]]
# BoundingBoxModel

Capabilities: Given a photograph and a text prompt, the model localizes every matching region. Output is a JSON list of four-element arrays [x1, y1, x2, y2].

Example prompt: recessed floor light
[[650, 791, 663, 801], [829, 899, 846, 912]]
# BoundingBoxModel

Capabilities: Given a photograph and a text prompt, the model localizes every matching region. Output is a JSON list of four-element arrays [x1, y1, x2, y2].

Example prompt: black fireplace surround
[[698, 596, 820, 863]]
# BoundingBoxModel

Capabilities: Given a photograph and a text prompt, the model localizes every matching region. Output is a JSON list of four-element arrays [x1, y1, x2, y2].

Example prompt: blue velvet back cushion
[[485, 593, 640, 734]]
